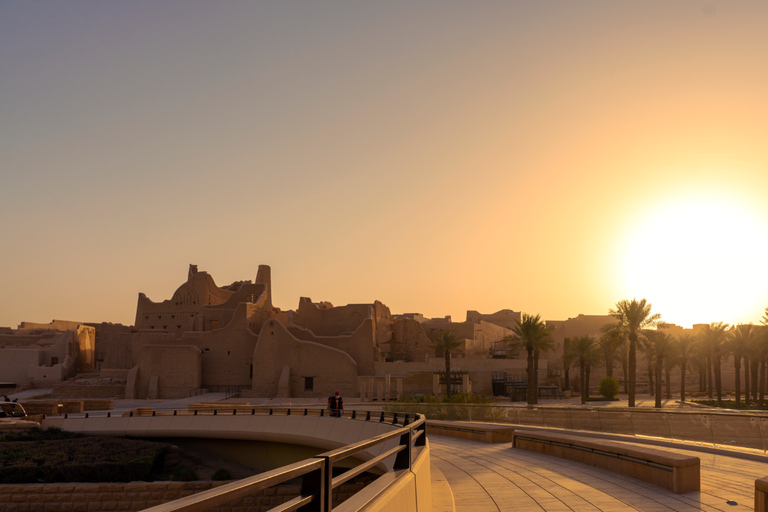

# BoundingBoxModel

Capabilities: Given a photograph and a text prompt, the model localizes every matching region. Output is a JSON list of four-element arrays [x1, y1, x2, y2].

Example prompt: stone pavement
[[430, 433, 765, 511]]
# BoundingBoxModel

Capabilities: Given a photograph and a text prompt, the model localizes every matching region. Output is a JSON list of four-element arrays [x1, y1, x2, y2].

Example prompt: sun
[[617, 192, 768, 328]]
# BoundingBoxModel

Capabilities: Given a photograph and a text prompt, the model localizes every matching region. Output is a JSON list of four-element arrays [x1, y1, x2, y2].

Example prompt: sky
[[3, 1, 768, 330]]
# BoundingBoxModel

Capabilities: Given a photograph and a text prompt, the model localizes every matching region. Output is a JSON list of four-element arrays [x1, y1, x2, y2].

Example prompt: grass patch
[[690, 400, 768, 410]]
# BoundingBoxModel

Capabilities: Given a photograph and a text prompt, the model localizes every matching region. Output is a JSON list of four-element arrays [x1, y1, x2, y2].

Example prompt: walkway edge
[[430, 462, 455, 512]]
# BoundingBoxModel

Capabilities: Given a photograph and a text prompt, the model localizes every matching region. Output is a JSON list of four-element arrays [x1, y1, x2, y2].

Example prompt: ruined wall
[[293, 298, 372, 337], [134, 344, 202, 399], [0, 348, 42, 383], [466, 309, 521, 330], [252, 319, 357, 398], [17, 319, 84, 331], [134, 270, 233, 335], [387, 318, 432, 362], [200, 283, 270, 336], [180, 303, 260, 388], [287, 318, 377, 375]]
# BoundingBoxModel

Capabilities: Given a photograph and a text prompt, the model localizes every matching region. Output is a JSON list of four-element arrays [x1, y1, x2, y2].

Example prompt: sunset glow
[[3, 3, 768, 329]]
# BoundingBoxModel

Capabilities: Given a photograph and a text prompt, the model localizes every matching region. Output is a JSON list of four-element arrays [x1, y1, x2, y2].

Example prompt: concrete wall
[[252, 319, 358, 398]]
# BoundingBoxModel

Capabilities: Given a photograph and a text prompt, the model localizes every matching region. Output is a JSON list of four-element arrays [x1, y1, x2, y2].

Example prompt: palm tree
[[598, 323, 624, 379], [513, 313, 554, 405], [729, 324, 757, 408], [433, 331, 462, 397], [702, 322, 729, 404], [562, 338, 574, 394], [609, 299, 661, 407], [645, 330, 674, 408], [566, 335, 602, 404], [676, 334, 695, 402]]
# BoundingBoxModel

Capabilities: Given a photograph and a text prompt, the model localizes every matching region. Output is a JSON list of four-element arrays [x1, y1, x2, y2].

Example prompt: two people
[[328, 391, 343, 417]]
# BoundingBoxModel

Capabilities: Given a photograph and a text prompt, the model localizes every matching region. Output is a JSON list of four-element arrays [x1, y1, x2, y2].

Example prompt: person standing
[[328, 391, 343, 417]]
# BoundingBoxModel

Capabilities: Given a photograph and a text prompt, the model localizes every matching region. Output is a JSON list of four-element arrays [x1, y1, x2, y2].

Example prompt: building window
[[304, 377, 314, 391], [50, 357, 59, 366]]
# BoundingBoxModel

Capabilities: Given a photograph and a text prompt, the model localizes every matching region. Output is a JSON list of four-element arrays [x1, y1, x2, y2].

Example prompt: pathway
[[430, 435, 763, 511]]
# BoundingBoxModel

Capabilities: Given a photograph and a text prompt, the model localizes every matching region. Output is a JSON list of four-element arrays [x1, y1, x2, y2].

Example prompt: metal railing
[[56, 407, 427, 512]]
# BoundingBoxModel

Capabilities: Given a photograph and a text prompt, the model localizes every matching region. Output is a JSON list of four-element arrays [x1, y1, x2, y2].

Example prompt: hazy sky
[[3, 1, 768, 329]]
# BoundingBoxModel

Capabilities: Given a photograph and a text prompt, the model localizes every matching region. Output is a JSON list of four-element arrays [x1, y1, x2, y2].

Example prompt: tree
[[512, 313, 554, 405], [729, 324, 758, 408], [645, 330, 674, 408], [598, 323, 624, 379], [676, 334, 695, 402], [566, 335, 602, 404], [433, 331, 462, 397], [609, 299, 661, 407], [702, 322, 729, 404]]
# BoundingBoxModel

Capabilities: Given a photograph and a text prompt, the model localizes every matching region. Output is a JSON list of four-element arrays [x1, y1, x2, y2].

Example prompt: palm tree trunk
[[752, 362, 760, 401], [445, 350, 452, 397], [622, 342, 629, 394], [533, 348, 540, 405], [714, 355, 722, 404], [580, 361, 586, 404], [744, 358, 751, 404], [759, 359, 766, 408], [734, 358, 742, 408], [586, 363, 591, 400], [665, 366, 671, 399], [655, 356, 663, 408], [628, 333, 637, 407], [647, 357, 654, 397], [680, 359, 687, 402], [707, 356, 713, 399], [526, 346, 536, 405]]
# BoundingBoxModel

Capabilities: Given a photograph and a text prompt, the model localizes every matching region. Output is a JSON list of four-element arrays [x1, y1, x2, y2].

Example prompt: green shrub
[[384, 393, 505, 421], [170, 465, 199, 482], [0, 435, 170, 484], [598, 377, 620, 400], [211, 468, 232, 481]]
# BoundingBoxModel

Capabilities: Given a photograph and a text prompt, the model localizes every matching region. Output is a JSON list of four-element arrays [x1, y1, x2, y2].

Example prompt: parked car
[[0, 402, 28, 419]]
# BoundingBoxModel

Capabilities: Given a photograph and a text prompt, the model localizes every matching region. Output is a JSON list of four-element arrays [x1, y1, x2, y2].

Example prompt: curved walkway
[[430, 435, 763, 511]]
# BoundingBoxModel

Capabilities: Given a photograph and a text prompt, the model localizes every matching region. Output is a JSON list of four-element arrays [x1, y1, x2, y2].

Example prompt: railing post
[[252, 408, 255, 415], [194, 410, 197, 416], [107, 412, 111, 418], [151, 411, 155, 417], [380, 412, 385, 422], [269, 409, 273, 415], [365, 411, 371, 421], [393, 428, 412, 470], [392, 413, 398, 425], [320, 409, 324, 417], [301, 457, 328, 512], [213, 410, 217, 416], [351, 410, 356, 420], [173, 410, 177, 416], [233, 409, 237, 416], [287, 409, 291, 416], [304, 409, 308, 416]]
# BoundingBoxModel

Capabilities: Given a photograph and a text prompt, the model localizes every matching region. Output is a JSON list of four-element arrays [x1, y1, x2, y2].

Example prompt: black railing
[[56, 407, 427, 512]]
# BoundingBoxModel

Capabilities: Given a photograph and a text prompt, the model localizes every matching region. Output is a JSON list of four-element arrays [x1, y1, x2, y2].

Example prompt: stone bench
[[512, 430, 700, 494], [756, 477, 768, 511], [427, 420, 515, 444]]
